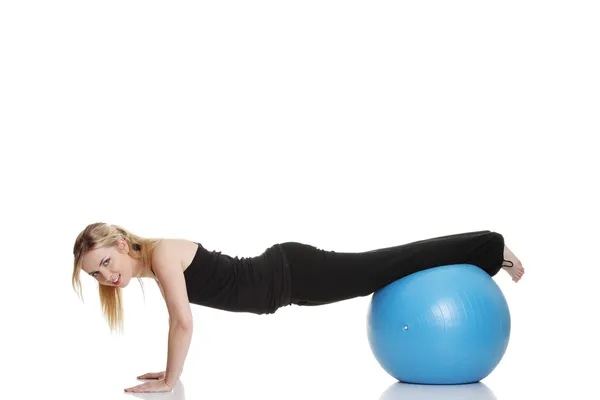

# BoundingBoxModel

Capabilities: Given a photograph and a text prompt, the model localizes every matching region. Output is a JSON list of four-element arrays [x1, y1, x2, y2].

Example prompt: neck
[[132, 258, 147, 278]]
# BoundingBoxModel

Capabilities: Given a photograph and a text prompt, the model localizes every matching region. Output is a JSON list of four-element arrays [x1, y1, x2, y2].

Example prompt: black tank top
[[177, 242, 292, 314]]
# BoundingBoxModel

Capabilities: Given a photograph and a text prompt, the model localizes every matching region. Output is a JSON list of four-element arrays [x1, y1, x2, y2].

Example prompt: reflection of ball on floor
[[367, 264, 511, 384], [379, 381, 498, 400]]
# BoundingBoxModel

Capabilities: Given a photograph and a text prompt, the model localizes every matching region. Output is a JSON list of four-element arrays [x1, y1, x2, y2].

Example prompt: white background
[[1, 1, 598, 398]]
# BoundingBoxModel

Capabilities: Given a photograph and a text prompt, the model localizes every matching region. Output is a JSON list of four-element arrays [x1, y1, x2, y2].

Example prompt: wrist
[[164, 376, 177, 388]]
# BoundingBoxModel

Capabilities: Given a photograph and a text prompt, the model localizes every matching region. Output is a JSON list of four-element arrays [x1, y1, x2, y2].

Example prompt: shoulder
[[152, 238, 181, 261], [151, 238, 197, 275]]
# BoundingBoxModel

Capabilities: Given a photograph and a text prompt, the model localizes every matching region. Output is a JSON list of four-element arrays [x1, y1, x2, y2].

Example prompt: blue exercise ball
[[367, 264, 511, 385]]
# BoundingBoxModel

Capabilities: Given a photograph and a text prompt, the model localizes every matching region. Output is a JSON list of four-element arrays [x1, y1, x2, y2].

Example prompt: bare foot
[[502, 245, 525, 282]]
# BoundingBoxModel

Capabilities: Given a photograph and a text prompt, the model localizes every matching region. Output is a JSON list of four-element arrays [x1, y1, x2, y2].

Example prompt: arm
[[165, 320, 193, 388], [152, 242, 194, 388], [156, 281, 170, 325]]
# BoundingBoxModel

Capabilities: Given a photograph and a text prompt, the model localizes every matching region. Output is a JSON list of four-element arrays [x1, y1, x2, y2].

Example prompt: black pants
[[278, 230, 505, 306]]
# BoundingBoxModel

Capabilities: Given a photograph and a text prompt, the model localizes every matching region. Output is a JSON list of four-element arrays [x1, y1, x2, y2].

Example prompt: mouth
[[112, 274, 121, 286]]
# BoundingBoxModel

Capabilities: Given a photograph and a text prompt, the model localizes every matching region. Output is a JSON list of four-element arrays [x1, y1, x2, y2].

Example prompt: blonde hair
[[72, 222, 161, 333]]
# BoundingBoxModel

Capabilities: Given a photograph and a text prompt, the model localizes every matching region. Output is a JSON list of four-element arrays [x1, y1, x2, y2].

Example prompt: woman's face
[[81, 238, 134, 288]]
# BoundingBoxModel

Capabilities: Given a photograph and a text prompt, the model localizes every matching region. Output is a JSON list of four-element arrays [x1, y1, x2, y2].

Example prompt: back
[[183, 242, 292, 314]]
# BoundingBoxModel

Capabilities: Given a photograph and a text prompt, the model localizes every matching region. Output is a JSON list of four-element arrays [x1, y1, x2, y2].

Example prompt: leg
[[280, 230, 506, 306]]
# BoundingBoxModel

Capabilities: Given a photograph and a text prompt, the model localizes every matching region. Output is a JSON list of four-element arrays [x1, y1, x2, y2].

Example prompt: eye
[[91, 258, 110, 278]]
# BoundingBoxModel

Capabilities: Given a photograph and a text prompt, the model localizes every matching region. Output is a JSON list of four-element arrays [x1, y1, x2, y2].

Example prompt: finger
[[138, 373, 159, 379], [133, 384, 147, 392], [136, 382, 151, 391], [140, 383, 153, 392]]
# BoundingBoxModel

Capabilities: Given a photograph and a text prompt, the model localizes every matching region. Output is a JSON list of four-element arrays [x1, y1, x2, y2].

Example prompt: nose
[[99, 268, 114, 282]]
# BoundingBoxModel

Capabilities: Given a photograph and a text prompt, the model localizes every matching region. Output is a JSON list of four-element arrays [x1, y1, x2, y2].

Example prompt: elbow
[[171, 317, 193, 331]]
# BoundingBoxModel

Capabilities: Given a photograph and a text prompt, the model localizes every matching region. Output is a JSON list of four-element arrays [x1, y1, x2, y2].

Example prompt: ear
[[117, 237, 129, 253]]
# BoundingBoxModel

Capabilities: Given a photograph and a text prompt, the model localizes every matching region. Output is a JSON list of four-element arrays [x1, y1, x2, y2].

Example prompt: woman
[[72, 223, 524, 393]]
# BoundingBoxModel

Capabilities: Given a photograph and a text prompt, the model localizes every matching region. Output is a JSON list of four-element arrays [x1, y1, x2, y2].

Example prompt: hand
[[125, 373, 172, 393], [136, 371, 166, 380]]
